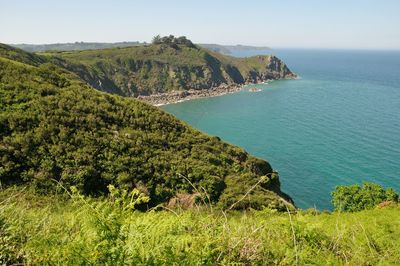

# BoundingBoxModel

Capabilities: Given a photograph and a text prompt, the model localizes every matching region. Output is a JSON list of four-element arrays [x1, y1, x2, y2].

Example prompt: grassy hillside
[[0, 44, 47, 66], [1, 188, 399, 265], [40, 42, 295, 96], [0, 43, 293, 210]]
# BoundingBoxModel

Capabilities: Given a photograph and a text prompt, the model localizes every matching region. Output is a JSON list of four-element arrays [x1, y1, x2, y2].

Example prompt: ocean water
[[162, 49, 400, 210]]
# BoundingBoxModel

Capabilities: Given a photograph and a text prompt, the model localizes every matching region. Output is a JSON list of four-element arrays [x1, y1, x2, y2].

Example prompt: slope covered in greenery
[[0, 43, 292, 210], [1, 187, 399, 265], [40, 39, 295, 96]]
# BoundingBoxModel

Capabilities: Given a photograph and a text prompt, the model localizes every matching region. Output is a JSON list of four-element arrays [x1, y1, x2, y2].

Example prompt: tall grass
[[1, 187, 399, 265]]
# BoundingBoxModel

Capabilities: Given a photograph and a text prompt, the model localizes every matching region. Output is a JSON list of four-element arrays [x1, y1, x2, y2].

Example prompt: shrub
[[331, 182, 399, 212]]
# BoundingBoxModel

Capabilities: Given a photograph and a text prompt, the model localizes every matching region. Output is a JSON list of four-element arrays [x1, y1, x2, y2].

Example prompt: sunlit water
[[162, 49, 400, 209]]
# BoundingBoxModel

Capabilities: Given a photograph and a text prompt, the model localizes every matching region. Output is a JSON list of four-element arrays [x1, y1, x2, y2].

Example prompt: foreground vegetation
[[1, 187, 399, 265]]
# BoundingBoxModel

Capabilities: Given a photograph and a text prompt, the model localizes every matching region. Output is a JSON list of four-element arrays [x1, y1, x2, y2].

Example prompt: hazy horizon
[[1, 0, 400, 50]]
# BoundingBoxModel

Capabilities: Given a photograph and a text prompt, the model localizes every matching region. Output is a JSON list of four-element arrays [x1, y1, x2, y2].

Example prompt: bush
[[331, 182, 399, 212], [152, 35, 195, 48]]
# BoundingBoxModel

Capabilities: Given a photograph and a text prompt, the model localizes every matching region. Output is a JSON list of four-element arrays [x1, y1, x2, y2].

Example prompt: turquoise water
[[162, 49, 400, 210]]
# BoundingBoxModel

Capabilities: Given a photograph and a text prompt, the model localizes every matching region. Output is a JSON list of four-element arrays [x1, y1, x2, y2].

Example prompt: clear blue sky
[[1, 0, 399, 49]]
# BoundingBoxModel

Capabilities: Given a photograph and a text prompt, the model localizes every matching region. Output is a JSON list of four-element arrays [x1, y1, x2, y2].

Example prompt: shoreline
[[137, 84, 244, 106], [137, 79, 287, 106]]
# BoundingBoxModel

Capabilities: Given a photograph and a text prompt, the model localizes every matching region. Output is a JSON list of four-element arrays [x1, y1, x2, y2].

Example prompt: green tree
[[151, 35, 161, 44]]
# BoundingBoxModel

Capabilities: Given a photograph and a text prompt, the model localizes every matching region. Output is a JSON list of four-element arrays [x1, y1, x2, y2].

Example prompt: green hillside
[[0, 43, 293, 210], [39, 38, 295, 96]]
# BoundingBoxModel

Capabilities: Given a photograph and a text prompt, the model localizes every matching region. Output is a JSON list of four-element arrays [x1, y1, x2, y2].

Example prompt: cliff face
[[239, 55, 296, 83], [43, 44, 296, 97]]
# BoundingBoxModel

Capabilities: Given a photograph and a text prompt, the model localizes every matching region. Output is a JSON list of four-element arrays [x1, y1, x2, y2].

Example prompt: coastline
[[137, 77, 295, 106], [137, 84, 244, 106], [137, 69, 300, 106]]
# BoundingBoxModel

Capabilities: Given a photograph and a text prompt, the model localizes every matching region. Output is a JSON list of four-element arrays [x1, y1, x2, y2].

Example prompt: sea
[[162, 49, 400, 210]]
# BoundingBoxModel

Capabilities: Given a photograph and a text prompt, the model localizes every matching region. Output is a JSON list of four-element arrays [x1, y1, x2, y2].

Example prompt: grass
[[1, 187, 399, 265]]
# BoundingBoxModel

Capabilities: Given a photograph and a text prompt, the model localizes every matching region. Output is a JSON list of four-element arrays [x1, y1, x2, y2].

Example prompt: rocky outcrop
[[243, 56, 296, 83]]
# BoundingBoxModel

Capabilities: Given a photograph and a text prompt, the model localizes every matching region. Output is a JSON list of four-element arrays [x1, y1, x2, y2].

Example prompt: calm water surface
[[162, 49, 400, 209]]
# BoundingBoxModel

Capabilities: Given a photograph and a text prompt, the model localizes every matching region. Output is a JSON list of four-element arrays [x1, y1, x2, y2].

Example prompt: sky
[[1, 0, 399, 50]]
